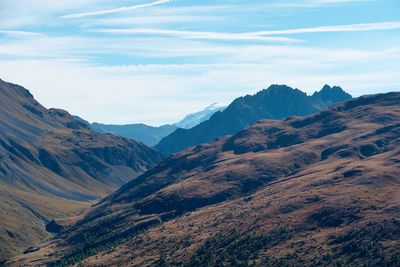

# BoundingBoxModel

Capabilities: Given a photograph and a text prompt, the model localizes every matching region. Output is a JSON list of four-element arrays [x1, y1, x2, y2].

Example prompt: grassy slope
[[10, 92, 400, 266], [0, 79, 163, 259]]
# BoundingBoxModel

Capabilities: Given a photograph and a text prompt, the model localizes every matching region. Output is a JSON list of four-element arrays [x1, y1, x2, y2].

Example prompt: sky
[[0, 0, 399, 126]]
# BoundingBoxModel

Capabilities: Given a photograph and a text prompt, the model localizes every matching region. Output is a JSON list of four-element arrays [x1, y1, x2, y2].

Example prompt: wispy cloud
[[1, 51, 398, 125], [83, 15, 218, 27], [0, 30, 42, 37], [262, 0, 374, 8], [94, 28, 302, 42], [1, 0, 398, 125], [252, 21, 400, 35], [61, 0, 173, 19], [92, 21, 400, 43]]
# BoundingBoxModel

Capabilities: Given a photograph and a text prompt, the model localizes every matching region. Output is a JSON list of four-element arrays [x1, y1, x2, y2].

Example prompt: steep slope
[[0, 79, 163, 259], [156, 84, 351, 155], [12, 92, 400, 266], [173, 103, 226, 129], [90, 123, 178, 147]]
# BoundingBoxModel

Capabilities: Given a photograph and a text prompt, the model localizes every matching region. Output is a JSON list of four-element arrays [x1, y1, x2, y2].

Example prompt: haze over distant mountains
[[84, 103, 225, 147], [156, 84, 352, 155], [173, 103, 226, 129], [13, 91, 400, 266], [78, 86, 350, 155], [89, 123, 178, 147], [0, 79, 163, 259]]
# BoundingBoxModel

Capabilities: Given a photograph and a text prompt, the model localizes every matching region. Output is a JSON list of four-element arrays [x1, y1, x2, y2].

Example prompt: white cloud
[[0, 0, 110, 27], [61, 0, 173, 19], [95, 28, 302, 42], [0, 0, 398, 126], [252, 21, 400, 35], [93, 21, 400, 43], [0, 44, 398, 125], [82, 15, 219, 27], [260, 0, 373, 8], [0, 30, 42, 37]]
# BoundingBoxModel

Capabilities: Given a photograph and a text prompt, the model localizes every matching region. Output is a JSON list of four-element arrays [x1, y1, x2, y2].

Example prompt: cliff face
[[0, 79, 163, 259]]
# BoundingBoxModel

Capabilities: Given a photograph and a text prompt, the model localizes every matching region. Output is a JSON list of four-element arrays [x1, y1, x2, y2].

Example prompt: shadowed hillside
[[0, 79, 163, 259], [156, 84, 351, 155], [11, 91, 400, 266]]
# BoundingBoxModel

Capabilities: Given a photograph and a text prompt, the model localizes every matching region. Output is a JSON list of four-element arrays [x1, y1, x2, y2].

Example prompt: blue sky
[[0, 0, 399, 125]]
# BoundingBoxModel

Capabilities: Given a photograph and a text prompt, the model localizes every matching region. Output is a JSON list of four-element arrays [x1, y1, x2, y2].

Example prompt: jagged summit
[[313, 84, 352, 104], [156, 84, 352, 155]]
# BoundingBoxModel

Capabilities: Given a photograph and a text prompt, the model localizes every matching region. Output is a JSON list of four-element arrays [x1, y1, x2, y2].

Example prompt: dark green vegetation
[[156, 84, 352, 155], [11, 91, 400, 266], [0, 79, 163, 259]]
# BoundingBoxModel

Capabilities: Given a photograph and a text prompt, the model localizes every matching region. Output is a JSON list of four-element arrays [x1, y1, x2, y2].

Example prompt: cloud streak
[[93, 21, 400, 43], [94, 29, 302, 42], [0, 30, 42, 37], [61, 0, 173, 19], [252, 21, 400, 35], [1, 53, 398, 125]]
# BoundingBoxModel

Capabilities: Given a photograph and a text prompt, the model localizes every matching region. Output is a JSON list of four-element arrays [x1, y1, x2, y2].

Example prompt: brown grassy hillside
[[0, 79, 163, 260], [9, 92, 400, 266]]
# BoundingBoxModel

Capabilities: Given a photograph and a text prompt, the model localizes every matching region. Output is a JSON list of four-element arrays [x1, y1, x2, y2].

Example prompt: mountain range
[[155, 84, 352, 155], [10, 91, 400, 266], [0, 79, 163, 259], [173, 103, 226, 129], [82, 103, 225, 147], [89, 122, 178, 147]]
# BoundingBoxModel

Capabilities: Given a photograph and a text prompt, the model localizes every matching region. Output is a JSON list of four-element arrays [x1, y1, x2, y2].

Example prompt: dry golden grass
[[9, 92, 400, 266], [0, 79, 163, 260]]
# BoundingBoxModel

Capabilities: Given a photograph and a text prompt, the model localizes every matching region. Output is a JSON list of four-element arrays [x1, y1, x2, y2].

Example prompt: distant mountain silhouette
[[78, 103, 224, 146], [89, 122, 177, 147], [156, 84, 352, 155], [174, 103, 226, 129]]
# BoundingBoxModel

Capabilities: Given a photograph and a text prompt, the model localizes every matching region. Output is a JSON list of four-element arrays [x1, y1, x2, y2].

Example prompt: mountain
[[0, 79, 163, 260], [11, 92, 400, 266], [83, 103, 225, 147], [89, 123, 178, 147], [156, 84, 352, 155], [174, 103, 226, 129]]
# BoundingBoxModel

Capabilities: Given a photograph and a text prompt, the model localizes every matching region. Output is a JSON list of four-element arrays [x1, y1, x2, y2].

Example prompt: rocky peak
[[313, 84, 352, 104]]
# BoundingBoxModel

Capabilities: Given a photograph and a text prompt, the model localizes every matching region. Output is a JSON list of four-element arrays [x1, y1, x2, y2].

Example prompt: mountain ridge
[[0, 79, 163, 259], [173, 103, 226, 129], [77, 103, 225, 146], [89, 122, 177, 147], [156, 84, 352, 155]]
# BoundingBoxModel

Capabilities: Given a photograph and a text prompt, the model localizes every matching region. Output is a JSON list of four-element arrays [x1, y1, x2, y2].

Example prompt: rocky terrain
[[10, 92, 400, 266], [0, 79, 163, 260]]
